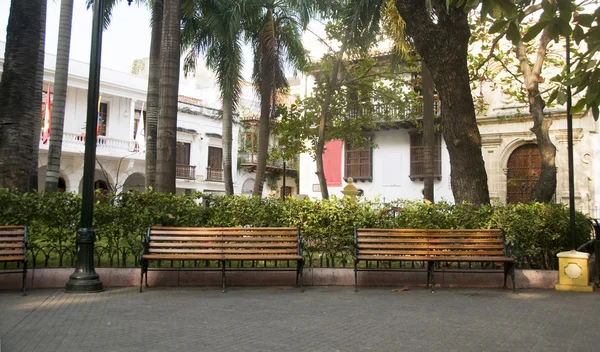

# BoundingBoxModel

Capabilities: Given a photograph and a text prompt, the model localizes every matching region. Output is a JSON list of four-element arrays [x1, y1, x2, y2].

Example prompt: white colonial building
[[0, 42, 296, 198]]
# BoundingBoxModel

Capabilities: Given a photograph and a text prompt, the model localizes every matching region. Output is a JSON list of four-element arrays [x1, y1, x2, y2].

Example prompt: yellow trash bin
[[555, 250, 594, 292]]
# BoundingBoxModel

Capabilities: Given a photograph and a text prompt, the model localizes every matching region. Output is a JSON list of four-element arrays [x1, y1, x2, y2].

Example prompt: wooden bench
[[0, 225, 28, 294], [140, 226, 304, 292], [354, 228, 515, 293]]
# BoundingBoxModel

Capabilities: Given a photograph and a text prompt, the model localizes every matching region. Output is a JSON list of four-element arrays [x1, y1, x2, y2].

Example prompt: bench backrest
[[355, 228, 508, 258], [0, 225, 27, 263], [147, 227, 302, 257]]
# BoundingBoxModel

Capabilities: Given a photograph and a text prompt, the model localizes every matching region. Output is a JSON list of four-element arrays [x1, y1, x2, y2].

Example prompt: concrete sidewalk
[[1, 287, 599, 352]]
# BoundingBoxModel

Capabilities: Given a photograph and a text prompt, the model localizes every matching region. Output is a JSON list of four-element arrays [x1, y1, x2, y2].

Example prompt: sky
[[0, 0, 153, 73]]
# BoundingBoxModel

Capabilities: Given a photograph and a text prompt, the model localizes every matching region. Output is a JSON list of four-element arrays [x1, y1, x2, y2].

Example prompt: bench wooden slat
[[0, 231, 25, 236], [152, 227, 296, 231], [429, 255, 513, 262], [0, 249, 24, 255], [357, 255, 431, 261], [357, 244, 504, 250], [0, 243, 24, 248], [0, 237, 25, 242], [150, 230, 297, 236], [0, 255, 25, 262], [150, 242, 297, 249], [143, 254, 301, 261], [149, 241, 297, 248], [359, 249, 506, 256], [149, 248, 297, 254], [149, 236, 296, 242]]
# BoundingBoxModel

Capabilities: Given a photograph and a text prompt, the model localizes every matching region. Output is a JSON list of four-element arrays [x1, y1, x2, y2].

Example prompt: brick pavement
[[1, 286, 599, 352]]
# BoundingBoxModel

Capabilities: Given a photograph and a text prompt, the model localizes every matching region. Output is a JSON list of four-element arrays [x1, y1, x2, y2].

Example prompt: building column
[[129, 98, 137, 140]]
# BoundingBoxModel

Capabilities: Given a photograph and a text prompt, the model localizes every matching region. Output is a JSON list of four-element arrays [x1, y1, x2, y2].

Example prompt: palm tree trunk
[[252, 10, 276, 197], [0, 0, 45, 192], [222, 96, 234, 195], [156, 0, 180, 194], [252, 85, 272, 197], [46, 0, 73, 192], [145, 0, 163, 190], [395, 0, 490, 205], [31, 0, 47, 191]]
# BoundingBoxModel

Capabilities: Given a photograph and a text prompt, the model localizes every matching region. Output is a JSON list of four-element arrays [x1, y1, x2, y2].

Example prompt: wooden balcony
[[176, 164, 196, 180], [206, 167, 224, 182], [238, 152, 297, 174]]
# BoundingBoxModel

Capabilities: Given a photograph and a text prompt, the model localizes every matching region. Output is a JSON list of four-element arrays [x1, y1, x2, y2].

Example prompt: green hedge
[[0, 189, 593, 269]]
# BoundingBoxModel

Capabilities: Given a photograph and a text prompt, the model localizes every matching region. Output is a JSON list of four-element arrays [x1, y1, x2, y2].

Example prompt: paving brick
[[0, 287, 599, 351]]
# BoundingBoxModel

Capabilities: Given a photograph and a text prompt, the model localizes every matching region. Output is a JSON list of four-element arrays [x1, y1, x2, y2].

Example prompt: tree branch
[[492, 53, 524, 85], [471, 32, 505, 82]]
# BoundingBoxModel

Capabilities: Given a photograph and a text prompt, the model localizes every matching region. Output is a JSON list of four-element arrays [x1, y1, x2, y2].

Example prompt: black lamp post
[[565, 36, 576, 250], [65, 0, 107, 292], [281, 145, 286, 200]]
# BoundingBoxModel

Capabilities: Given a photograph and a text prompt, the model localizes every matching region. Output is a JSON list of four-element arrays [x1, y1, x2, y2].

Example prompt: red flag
[[96, 93, 102, 136], [41, 84, 52, 144]]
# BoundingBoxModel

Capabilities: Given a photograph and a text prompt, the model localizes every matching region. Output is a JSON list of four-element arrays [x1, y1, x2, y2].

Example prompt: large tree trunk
[[252, 10, 276, 197], [222, 97, 234, 195], [46, 0, 73, 192], [31, 0, 47, 191], [155, 0, 180, 194], [515, 31, 556, 202], [395, 0, 490, 205], [529, 94, 556, 202], [0, 0, 44, 192], [145, 0, 163, 190]]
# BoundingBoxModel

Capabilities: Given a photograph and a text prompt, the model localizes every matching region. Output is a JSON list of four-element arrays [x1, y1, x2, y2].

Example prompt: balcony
[[238, 152, 297, 174], [206, 167, 224, 182], [39, 132, 144, 159], [176, 164, 196, 180]]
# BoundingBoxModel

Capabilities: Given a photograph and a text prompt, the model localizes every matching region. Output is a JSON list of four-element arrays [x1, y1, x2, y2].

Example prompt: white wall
[[299, 129, 454, 202]]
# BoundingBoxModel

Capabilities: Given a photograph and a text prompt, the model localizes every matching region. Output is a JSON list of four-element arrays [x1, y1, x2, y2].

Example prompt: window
[[345, 141, 372, 182], [207, 146, 223, 182], [409, 132, 442, 181], [133, 109, 146, 140], [98, 102, 108, 136], [176, 142, 195, 179], [176, 142, 191, 165]]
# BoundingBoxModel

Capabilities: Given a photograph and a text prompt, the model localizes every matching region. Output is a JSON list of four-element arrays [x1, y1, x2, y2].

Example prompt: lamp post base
[[65, 277, 104, 293], [64, 228, 104, 293]]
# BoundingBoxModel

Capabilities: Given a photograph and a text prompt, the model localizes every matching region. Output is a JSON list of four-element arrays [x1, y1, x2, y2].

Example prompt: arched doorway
[[506, 144, 542, 204], [123, 173, 145, 193]]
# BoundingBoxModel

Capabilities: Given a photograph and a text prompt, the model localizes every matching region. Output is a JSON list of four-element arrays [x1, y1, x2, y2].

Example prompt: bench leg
[[354, 260, 358, 292], [428, 261, 435, 294], [299, 261, 304, 293], [22, 261, 27, 296], [145, 263, 149, 288], [221, 261, 226, 293], [139, 261, 144, 293]]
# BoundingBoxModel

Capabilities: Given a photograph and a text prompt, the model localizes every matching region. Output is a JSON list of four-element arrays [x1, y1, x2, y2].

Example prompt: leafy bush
[[0, 188, 594, 269]]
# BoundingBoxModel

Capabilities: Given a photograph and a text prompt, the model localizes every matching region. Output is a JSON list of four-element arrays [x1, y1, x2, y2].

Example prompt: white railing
[[41, 132, 144, 156]]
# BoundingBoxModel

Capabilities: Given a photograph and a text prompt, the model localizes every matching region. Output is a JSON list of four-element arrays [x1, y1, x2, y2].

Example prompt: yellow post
[[341, 177, 359, 202], [555, 250, 594, 292]]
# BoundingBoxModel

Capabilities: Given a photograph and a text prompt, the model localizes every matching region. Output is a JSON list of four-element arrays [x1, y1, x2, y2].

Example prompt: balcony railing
[[41, 132, 143, 155], [176, 164, 196, 180], [206, 167, 224, 182], [239, 152, 296, 169]]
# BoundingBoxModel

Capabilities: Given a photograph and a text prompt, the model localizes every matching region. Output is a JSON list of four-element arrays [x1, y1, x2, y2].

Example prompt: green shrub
[[0, 188, 593, 269]]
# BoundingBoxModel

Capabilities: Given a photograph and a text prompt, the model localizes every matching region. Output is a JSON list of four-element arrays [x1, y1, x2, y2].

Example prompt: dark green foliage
[[0, 189, 593, 269]]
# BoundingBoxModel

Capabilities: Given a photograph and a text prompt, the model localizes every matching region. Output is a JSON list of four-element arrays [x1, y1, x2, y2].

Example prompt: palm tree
[[46, 0, 74, 192], [181, 0, 253, 195], [31, 0, 47, 191], [155, 0, 182, 193], [248, 0, 311, 197], [145, 0, 163, 189], [0, 0, 45, 192]]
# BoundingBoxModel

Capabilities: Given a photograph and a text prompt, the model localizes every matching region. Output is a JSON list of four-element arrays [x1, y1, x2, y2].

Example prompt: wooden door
[[506, 144, 542, 204]]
